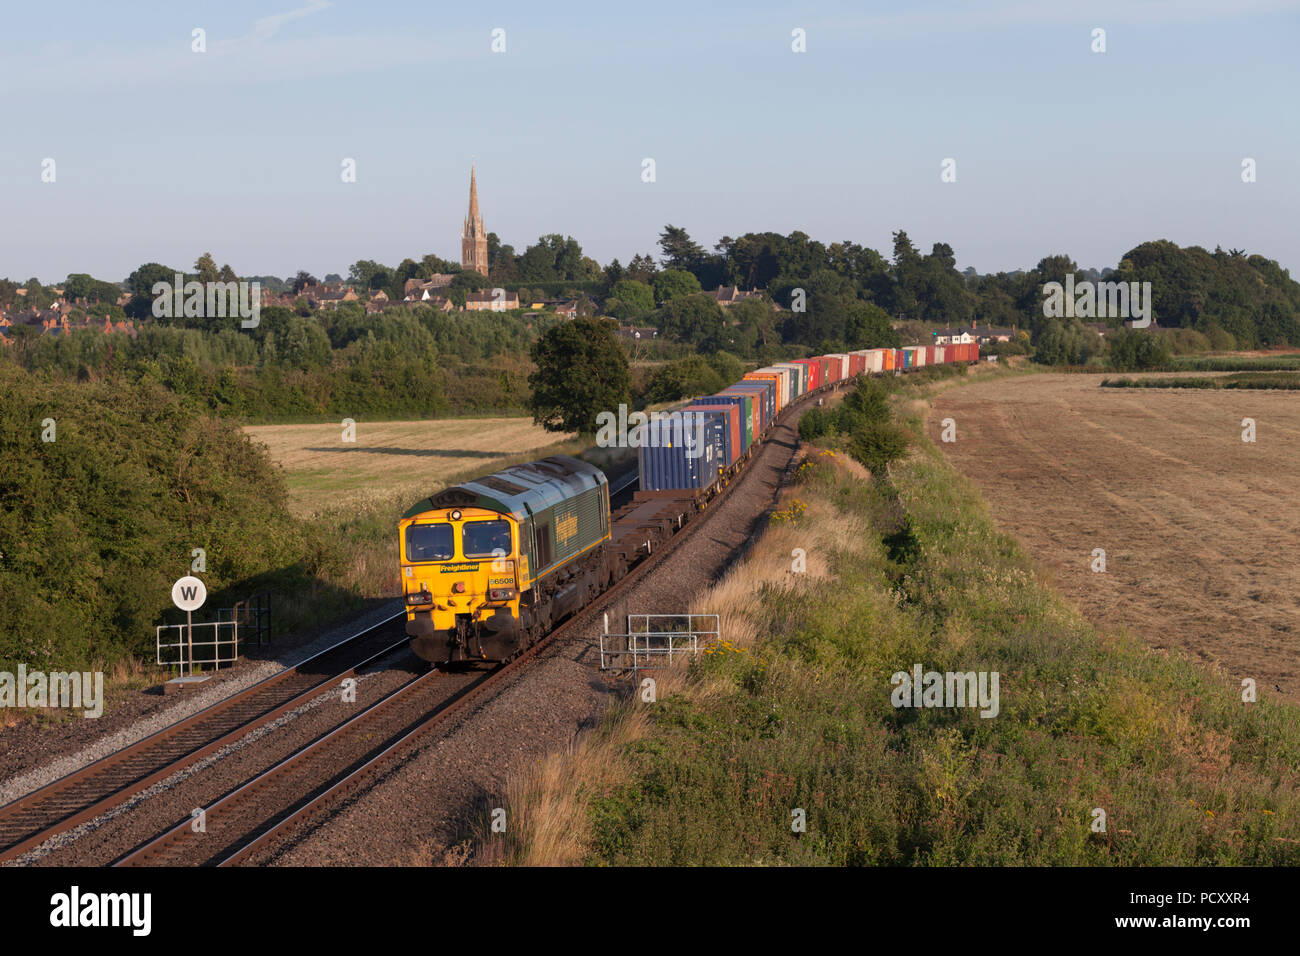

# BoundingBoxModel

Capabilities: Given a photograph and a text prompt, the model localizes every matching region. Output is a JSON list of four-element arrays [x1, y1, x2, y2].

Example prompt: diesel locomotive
[[400, 455, 614, 663]]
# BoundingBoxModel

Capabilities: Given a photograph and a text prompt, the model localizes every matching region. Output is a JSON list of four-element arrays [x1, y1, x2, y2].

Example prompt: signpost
[[171, 576, 207, 677]]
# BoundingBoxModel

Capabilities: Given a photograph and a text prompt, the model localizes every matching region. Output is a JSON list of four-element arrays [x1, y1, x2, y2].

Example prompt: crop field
[[244, 417, 577, 517], [929, 373, 1300, 701]]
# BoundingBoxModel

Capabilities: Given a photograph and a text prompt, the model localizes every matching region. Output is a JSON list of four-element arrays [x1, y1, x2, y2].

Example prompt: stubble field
[[243, 417, 577, 516], [929, 372, 1300, 701]]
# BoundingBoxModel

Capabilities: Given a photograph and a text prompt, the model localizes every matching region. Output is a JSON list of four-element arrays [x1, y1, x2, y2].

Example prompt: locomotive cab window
[[406, 523, 453, 562], [463, 520, 512, 559]]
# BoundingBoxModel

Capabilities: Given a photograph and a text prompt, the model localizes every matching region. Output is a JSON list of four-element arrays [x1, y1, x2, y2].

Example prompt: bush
[[0, 365, 325, 671]]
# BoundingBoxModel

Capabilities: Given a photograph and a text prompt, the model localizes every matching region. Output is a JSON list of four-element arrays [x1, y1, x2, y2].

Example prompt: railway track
[[114, 664, 480, 866], [128, 390, 822, 866], [7, 388, 826, 867], [0, 610, 409, 863]]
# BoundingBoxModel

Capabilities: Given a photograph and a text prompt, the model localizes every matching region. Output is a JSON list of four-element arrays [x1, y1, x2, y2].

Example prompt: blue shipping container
[[637, 412, 726, 492]]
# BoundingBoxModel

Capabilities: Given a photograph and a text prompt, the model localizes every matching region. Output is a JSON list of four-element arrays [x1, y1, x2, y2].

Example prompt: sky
[[2, 0, 1298, 283]]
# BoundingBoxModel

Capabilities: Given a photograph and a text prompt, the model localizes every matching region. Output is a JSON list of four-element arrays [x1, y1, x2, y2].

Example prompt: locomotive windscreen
[[462, 520, 511, 558], [406, 523, 454, 562]]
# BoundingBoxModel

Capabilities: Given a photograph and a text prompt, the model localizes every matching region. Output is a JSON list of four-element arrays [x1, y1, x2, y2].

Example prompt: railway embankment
[[482, 372, 1300, 866]]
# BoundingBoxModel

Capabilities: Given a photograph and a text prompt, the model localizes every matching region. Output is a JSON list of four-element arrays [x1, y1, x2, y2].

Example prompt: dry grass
[[479, 447, 864, 865], [243, 417, 577, 517], [929, 372, 1300, 700], [478, 707, 655, 866]]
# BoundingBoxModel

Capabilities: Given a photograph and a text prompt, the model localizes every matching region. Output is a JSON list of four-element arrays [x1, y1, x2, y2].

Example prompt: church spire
[[468, 164, 480, 225], [461, 163, 488, 276]]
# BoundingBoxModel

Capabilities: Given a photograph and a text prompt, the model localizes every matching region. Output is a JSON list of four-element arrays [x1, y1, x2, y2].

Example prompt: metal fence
[[599, 613, 721, 674], [156, 621, 241, 672]]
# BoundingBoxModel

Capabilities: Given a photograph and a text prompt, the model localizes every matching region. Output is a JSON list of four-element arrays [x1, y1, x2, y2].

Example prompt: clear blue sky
[[2, 0, 1297, 283]]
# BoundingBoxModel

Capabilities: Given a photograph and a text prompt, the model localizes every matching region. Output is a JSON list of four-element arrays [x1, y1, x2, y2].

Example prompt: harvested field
[[244, 418, 577, 516], [929, 372, 1300, 700]]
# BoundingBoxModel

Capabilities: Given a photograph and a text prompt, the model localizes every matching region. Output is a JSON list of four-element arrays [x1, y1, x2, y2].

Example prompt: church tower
[[461, 165, 489, 277]]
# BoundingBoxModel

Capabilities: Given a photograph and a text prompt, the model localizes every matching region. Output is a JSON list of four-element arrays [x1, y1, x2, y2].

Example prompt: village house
[[707, 286, 765, 307], [464, 290, 520, 312], [402, 275, 455, 301], [933, 324, 1017, 345]]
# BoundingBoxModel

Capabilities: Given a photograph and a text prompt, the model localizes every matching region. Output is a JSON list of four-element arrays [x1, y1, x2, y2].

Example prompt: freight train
[[399, 343, 979, 664]]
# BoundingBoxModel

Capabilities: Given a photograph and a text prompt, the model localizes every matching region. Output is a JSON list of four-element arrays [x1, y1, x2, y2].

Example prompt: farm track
[[0, 612, 408, 863]]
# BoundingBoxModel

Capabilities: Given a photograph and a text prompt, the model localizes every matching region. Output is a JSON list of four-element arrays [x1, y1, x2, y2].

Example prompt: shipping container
[[822, 355, 846, 383], [695, 394, 753, 452], [730, 391, 761, 445], [770, 365, 801, 404], [769, 364, 800, 398], [847, 351, 867, 377], [864, 349, 885, 374], [933, 345, 945, 365], [748, 367, 789, 410], [637, 411, 726, 493], [901, 348, 914, 370], [722, 382, 773, 435], [745, 371, 782, 411], [732, 378, 776, 425], [686, 403, 741, 468], [816, 356, 833, 386], [790, 359, 821, 391]]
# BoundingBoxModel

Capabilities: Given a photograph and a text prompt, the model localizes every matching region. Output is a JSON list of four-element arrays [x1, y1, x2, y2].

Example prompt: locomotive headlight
[[450, 510, 462, 521], [453, 581, 466, 593]]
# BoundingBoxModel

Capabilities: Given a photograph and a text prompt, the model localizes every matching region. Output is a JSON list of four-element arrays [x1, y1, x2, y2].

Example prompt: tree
[[652, 269, 701, 306], [486, 233, 518, 281], [194, 252, 220, 285], [658, 224, 705, 271], [529, 317, 630, 434], [292, 271, 319, 294], [644, 355, 728, 403], [625, 254, 658, 284], [518, 235, 593, 283], [606, 279, 654, 320], [348, 260, 394, 291], [1107, 329, 1171, 370], [656, 294, 725, 351], [129, 263, 175, 296]]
